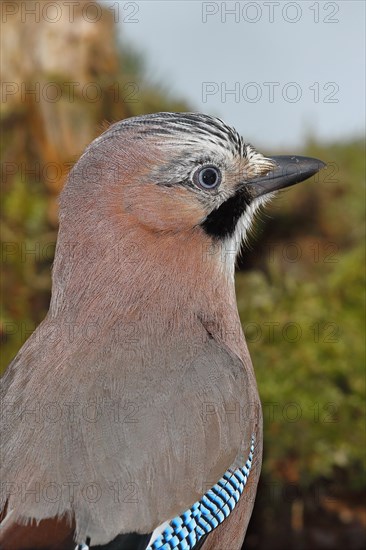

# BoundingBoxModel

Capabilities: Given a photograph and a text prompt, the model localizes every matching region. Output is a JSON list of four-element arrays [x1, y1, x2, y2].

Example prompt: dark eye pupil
[[201, 168, 217, 187], [196, 166, 221, 189]]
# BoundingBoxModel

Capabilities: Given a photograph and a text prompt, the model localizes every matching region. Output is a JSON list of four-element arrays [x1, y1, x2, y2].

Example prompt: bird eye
[[193, 165, 222, 190]]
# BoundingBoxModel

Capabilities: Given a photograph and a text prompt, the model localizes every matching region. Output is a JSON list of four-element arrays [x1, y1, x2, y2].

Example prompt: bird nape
[[0, 112, 325, 550]]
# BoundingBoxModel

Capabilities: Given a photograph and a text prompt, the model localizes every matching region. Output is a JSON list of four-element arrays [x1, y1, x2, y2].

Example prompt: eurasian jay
[[0, 112, 325, 550]]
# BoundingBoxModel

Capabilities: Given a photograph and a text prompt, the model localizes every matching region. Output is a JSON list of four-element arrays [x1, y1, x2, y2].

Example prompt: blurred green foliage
[[1, 177, 54, 366], [236, 139, 365, 489]]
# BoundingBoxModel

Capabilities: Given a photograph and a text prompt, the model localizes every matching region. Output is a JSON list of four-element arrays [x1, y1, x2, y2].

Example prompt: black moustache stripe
[[201, 186, 252, 239]]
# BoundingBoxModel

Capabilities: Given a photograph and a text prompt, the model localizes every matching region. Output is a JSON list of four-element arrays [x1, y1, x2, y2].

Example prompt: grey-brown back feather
[[1, 315, 258, 545]]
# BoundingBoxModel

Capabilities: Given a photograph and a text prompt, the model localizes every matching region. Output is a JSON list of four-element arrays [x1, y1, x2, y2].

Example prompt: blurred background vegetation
[[1, 2, 364, 548]]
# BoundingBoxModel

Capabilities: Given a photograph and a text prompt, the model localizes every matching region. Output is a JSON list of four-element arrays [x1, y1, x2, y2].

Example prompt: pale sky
[[113, 0, 365, 151]]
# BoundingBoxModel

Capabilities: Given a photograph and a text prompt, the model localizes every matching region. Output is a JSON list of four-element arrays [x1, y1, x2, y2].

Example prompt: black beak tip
[[271, 155, 326, 177], [251, 155, 327, 198]]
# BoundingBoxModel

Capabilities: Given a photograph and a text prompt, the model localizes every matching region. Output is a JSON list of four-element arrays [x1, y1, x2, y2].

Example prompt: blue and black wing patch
[[147, 435, 255, 550]]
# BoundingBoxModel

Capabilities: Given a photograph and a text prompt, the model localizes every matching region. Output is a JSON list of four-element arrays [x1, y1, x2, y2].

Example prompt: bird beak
[[248, 156, 326, 198]]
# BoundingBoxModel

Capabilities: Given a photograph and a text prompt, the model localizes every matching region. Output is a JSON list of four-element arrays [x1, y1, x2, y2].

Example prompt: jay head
[[0, 113, 325, 550]]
